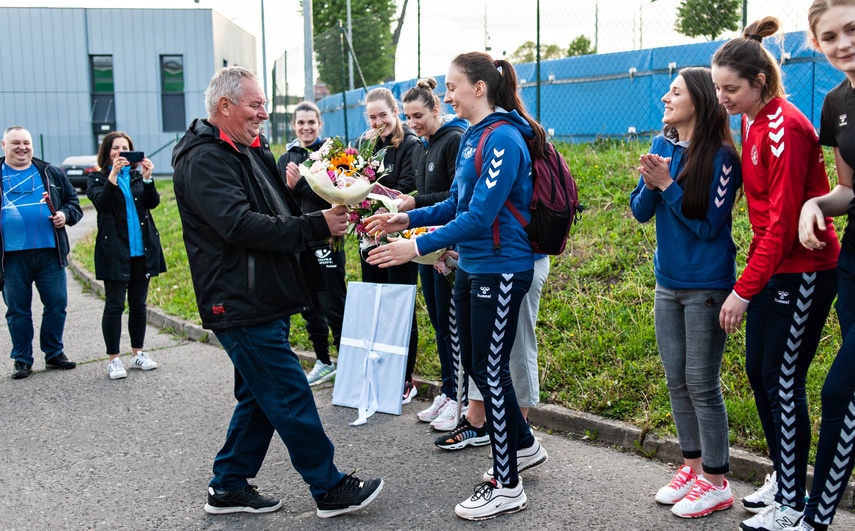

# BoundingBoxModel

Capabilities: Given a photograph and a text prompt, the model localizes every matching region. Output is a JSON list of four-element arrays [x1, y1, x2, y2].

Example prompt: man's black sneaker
[[12, 361, 32, 379], [204, 485, 283, 514], [45, 353, 76, 370], [435, 416, 490, 450], [316, 473, 384, 518]]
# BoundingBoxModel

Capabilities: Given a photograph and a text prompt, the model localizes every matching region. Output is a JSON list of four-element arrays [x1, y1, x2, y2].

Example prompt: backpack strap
[[474, 120, 517, 251]]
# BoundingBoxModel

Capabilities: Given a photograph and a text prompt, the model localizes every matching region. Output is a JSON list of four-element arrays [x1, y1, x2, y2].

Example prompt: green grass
[[71, 140, 845, 460]]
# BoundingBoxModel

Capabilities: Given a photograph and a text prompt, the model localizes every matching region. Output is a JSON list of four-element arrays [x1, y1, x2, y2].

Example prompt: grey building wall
[[0, 7, 256, 174]]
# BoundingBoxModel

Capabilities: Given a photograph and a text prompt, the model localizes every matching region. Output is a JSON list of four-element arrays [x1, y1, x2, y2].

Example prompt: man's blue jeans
[[2, 248, 67, 366], [212, 318, 345, 499]]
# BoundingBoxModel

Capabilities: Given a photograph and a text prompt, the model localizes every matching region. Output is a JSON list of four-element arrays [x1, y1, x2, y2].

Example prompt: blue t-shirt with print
[[1, 162, 56, 251]]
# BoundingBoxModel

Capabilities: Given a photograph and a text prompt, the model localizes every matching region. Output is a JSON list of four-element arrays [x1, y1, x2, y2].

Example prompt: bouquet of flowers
[[299, 130, 393, 250], [398, 226, 447, 265], [299, 133, 388, 206]]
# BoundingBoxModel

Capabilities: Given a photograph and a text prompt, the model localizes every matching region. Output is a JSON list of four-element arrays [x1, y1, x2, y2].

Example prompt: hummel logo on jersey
[[477, 286, 492, 299], [463, 146, 476, 159], [841, 114, 848, 127], [774, 290, 790, 305]]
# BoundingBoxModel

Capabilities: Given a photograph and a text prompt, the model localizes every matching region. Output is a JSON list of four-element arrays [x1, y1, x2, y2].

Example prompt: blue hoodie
[[407, 108, 534, 274], [630, 134, 741, 289]]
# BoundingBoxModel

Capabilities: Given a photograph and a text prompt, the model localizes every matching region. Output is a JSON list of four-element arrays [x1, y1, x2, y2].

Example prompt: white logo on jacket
[[840, 114, 848, 127], [751, 145, 759, 166], [462, 146, 476, 159]]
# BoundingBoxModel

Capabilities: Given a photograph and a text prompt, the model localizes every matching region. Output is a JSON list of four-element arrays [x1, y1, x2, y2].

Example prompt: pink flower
[[345, 147, 358, 155], [327, 170, 337, 183], [355, 223, 365, 234], [348, 211, 360, 223], [364, 166, 375, 180]]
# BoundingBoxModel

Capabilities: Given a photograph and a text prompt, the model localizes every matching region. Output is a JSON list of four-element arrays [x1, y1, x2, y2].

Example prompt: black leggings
[[102, 257, 150, 355], [745, 269, 836, 510]]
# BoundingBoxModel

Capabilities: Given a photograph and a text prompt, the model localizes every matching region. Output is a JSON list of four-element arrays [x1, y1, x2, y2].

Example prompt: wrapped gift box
[[332, 282, 416, 425]]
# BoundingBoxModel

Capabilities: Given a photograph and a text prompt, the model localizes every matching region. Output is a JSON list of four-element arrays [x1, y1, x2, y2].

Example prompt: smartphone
[[121, 151, 145, 163]]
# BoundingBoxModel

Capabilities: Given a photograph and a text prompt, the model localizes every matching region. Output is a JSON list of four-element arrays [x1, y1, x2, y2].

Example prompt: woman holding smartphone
[[88, 132, 166, 380]]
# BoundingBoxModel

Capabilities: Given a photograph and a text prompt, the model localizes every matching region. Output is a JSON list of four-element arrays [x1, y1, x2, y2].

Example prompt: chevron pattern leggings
[[455, 267, 535, 486], [745, 268, 837, 511], [804, 249, 855, 529]]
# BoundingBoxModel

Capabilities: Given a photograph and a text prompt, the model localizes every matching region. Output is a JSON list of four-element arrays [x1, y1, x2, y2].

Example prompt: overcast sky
[[5, 0, 809, 96]]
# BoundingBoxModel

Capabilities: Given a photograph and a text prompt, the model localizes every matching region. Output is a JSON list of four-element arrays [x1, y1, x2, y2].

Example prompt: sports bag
[[474, 120, 582, 255]]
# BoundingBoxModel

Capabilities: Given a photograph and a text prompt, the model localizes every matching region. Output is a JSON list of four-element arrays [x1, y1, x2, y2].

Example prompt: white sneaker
[[655, 465, 697, 505], [742, 471, 778, 513], [454, 478, 528, 520], [740, 503, 803, 531], [306, 359, 335, 386], [130, 351, 158, 371], [430, 399, 460, 431], [483, 439, 548, 481], [417, 394, 449, 422], [108, 358, 127, 380], [781, 522, 814, 531], [671, 476, 734, 518]]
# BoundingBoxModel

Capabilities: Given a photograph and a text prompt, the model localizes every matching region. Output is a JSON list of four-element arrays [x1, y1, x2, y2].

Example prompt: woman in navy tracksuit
[[365, 52, 544, 521], [401, 77, 468, 427]]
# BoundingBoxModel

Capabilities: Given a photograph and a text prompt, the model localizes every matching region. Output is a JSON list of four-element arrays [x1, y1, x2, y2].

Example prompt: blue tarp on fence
[[315, 31, 842, 143]]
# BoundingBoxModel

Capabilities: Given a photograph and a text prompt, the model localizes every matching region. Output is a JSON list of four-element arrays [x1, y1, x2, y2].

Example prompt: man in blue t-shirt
[[1, 126, 83, 379]]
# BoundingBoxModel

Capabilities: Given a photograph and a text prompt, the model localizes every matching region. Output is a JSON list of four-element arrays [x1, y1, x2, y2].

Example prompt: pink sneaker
[[671, 476, 733, 518], [655, 465, 697, 505]]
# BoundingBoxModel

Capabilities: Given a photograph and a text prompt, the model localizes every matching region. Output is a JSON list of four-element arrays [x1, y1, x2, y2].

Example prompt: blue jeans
[[746, 269, 837, 510], [212, 319, 345, 498], [456, 268, 535, 486], [419, 264, 455, 397], [804, 248, 855, 527], [654, 285, 730, 474], [2, 248, 67, 366]]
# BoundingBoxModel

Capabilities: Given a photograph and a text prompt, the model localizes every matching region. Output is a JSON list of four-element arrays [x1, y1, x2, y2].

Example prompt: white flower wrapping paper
[[298, 163, 377, 206]]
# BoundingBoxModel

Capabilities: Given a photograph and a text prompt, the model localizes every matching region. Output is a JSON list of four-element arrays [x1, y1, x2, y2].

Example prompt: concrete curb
[[67, 250, 855, 510]]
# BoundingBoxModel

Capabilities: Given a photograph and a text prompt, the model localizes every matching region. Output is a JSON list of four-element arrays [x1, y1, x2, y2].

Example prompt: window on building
[[161, 55, 186, 132], [90, 55, 115, 133]]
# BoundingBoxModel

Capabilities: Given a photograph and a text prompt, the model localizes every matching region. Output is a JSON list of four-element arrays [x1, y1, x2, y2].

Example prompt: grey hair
[[3, 125, 29, 141], [205, 66, 258, 118]]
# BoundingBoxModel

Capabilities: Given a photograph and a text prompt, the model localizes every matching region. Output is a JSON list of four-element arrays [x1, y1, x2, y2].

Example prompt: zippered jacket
[[407, 108, 534, 274], [412, 116, 467, 208], [630, 135, 741, 289], [0, 156, 82, 271], [87, 169, 167, 281], [172, 118, 329, 330]]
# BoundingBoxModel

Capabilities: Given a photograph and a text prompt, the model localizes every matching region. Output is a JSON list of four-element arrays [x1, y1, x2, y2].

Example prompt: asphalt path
[[1, 210, 854, 530]]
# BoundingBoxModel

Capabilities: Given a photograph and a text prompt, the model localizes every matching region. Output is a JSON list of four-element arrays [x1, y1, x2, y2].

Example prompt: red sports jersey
[[735, 97, 839, 300]]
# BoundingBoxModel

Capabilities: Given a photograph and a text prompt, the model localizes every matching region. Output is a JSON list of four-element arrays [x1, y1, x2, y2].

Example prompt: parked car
[[58, 155, 99, 191]]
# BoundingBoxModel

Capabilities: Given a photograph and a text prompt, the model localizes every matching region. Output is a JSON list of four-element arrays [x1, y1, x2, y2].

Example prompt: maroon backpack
[[474, 120, 582, 255]]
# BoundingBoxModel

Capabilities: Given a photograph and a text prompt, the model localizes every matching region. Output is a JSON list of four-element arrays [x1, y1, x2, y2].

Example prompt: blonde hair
[[365, 88, 404, 148]]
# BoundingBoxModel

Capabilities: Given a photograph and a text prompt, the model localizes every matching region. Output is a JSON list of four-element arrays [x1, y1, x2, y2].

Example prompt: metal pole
[[339, 20, 349, 145], [594, 0, 598, 53], [417, 0, 421, 78], [270, 62, 277, 144], [742, 0, 748, 29], [347, 0, 354, 91], [304, 0, 314, 102], [536, 0, 540, 122], [261, 0, 268, 104]]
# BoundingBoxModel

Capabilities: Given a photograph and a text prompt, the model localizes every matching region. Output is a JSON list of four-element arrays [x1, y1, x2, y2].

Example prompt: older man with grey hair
[[172, 66, 383, 518], [1, 125, 82, 379]]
